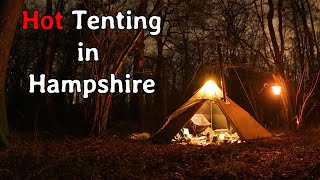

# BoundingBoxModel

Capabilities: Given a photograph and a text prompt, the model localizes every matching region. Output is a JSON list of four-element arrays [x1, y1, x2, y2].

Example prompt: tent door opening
[[174, 100, 240, 145]]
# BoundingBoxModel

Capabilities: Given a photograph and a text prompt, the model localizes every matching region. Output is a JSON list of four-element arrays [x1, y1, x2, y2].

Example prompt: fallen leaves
[[0, 131, 320, 179]]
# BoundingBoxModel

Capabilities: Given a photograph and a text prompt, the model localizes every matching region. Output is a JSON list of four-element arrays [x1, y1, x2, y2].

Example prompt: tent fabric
[[152, 81, 272, 143], [192, 81, 224, 100], [156, 98, 204, 132], [196, 101, 229, 130], [217, 98, 272, 140], [191, 114, 211, 126], [152, 82, 224, 142], [152, 99, 206, 142]]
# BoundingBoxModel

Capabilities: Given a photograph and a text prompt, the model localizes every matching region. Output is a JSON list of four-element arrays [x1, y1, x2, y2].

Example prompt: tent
[[152, 81, 272, 143]]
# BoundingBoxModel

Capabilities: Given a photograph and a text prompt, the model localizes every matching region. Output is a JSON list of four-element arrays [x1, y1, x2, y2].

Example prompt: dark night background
[[1, 0, 320, 179]]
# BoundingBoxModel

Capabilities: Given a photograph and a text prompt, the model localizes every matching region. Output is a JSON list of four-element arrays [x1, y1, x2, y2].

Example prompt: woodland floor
[[1, 130, 320, 179]]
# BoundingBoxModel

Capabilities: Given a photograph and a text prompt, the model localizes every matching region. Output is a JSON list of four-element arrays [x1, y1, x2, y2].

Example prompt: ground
[[1, 131, 320, 179]]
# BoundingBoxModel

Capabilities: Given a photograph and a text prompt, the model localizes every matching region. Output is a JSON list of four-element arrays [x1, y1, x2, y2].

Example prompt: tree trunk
[[306, 0, 320, 66], [131, 0, 147, 130], [267, 0, 285, 77], [299, 0, 316, 76], [267, 0, 292, 126], [87, 0, 162, 135], [155, 8, 168, 127], [0, 0, 24, 147], [41, 0, 56, 129]]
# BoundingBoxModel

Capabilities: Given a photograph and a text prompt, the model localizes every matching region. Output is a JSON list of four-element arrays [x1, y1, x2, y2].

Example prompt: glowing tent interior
[[151, 81, 273, 143]]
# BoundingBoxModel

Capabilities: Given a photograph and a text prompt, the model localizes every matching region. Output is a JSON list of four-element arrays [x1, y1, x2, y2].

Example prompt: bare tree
[[131, 0, 147, 130], [0, 0, 24, 147]]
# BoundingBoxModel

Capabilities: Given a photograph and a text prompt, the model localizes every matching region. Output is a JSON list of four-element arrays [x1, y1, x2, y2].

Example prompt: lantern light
[[271, 85, 282, 95], [199, 80, 223, 97]]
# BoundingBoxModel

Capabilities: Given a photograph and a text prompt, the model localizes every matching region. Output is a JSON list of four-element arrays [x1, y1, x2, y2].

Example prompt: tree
[[0, 0, 24, 147], [34, 0, 65, 137], [131, 0, 147, 130]]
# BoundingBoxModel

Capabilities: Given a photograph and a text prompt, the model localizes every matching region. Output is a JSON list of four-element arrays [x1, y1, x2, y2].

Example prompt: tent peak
[[195, 80, 223, 100]]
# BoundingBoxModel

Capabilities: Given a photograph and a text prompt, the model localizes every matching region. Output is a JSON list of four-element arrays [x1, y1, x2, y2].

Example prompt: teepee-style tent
[[152, 81, 272, 143]]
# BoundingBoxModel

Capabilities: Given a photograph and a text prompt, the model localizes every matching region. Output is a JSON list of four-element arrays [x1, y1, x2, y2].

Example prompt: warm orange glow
[[218, 133, 225, 140], [200, 80, 222, 95], [271, 86, 282, 95]]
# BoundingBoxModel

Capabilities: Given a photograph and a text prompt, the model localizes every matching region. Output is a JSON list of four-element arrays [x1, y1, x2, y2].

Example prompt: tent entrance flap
[[196, 101, 231, 130], [152, 100, 206, 142]]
